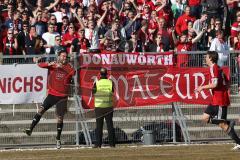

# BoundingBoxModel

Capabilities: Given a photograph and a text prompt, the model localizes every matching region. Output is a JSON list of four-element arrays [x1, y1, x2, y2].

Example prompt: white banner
[[0, 64, 48, 104]]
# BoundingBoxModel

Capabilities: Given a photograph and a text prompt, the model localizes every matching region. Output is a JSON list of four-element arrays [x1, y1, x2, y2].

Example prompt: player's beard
[[58, 58, 67, 65]]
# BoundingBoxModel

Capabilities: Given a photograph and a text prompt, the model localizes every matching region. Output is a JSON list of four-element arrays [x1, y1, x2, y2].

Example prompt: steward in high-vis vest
[[92, 68, 115, 148], [94, 78, 113, 108]]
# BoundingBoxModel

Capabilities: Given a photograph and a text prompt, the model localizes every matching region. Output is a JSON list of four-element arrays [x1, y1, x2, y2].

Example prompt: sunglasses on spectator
[[215, 22, 221, 25], [56, 39, 61, 41], [23, 25, 28, 27]]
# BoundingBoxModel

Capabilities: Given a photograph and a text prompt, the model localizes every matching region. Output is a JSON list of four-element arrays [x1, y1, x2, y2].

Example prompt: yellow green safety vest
[[94, 79, 113, 108]]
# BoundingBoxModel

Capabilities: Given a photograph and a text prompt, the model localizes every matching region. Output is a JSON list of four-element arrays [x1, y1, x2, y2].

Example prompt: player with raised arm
[[23, 48, 75, 149]]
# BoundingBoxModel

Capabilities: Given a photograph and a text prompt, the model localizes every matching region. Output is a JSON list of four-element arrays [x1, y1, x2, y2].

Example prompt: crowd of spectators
[[0, 0, 240, 60]]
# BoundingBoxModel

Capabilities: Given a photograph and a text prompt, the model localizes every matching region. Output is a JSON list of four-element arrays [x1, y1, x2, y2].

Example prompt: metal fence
[[0, 51, 240, 147]]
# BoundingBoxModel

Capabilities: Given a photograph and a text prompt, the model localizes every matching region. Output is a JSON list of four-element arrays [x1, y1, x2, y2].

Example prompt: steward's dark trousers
[[95, 107, 115, 147]]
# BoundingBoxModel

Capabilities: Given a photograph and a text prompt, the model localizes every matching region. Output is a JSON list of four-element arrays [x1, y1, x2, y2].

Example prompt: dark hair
[[100, 68, 107, 76], [207, 51, 218, 63], [55, 35, 61, 39], [22, 21, 29, 26], [57, 47, 66, 56], [201, 11, 207, 15], [62, 16, 69, 20]]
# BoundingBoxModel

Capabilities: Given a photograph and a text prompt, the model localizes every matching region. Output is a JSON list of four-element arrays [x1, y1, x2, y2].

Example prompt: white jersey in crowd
[[210, 38, 229, 67]]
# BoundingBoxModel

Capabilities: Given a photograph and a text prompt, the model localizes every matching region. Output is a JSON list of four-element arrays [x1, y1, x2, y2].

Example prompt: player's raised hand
[[48, 61, 56, 66]]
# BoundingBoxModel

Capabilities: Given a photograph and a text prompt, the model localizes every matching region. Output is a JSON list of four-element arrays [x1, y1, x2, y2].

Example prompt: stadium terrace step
[[0, 95, 240, 145]]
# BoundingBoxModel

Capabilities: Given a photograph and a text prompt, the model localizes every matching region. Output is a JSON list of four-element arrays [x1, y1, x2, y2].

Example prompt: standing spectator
[[193, 11, 208, 35], [148, 10, 158, 41], [52, 4, 67, 24], [234, 31, 240, 50], [202, 0, 228, 31], [23, 49, 75, 149], [207, 18, 223, 47], [3, 28, 18, 55], [49, 35, 65, 55], [17, 0, 26, 13], [231, 11, 240, 46], [25, 25, 43, 55], [21, 11, 30, 23], [17, 21, 29, 54], [156, 0, 173, 28], [58, 16, 69, 36], [234, 32, 240, 93], [141, 4, 151, 20], [124, 31, 143, 52], [173, 28, 205, 67], [193, 11, 208, 50], [123, 10, 141, 40], [24, 0, 60, 17], [227, 0, 240, 25], [175, 6, 196, 35], [171, 0, 185, 21], [92, 67, 115, 148], [210, 30, 229, 67], [188, 0, 202, 19], [61, 22, 78, 53], [42, 23, 60, 54], [104, 20, 123, 51], [70, 28, 90, 54], [70, 7, 85, 26], [138, 19, 150, 51], [34, 11, 48, 36], [4, 6, 14, 29], [145, 33, 169, 52], [78, 8, 108, 52], [196, 51, 240, 151], [157, 18, 173, 51]]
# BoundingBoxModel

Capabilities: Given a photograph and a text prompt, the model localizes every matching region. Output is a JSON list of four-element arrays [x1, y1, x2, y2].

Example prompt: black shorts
[[42, 94, 68, 116], [204, 105, 228, 120]]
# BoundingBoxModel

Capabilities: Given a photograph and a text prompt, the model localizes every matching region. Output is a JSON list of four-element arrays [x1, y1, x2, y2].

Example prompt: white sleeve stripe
[[210, 66, 215, 78], [231, 27, 240, 31]]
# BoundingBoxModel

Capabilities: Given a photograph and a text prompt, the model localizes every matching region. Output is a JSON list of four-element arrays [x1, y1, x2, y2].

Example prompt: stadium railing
[[0, 51, 239, 147]]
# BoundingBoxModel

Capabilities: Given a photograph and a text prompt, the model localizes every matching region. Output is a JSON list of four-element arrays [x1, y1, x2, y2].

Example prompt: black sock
[[56, 123, 63, 140], [30, 113, 42, 131], [227, 126, 240, 145], [209, 118, 226, 125]]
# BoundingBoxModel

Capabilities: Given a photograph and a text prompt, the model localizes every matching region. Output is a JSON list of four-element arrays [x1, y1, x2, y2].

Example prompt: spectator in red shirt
[[175, 6, 196, 35], [156, 0, 173, 28], [231, 12, 240, 46], [62, 22, 78, 53], [234, 32, 240, 50], [138, 19, 150, 51], [157, 18, 173, 51], [141, 4, 151, 20], [148, 10, 158, 41], [173, 28, 205, 67]]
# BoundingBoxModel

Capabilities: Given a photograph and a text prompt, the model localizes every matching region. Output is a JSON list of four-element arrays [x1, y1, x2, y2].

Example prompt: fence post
[[172, 103, 176, 143], [73, 52, 80, 146]]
